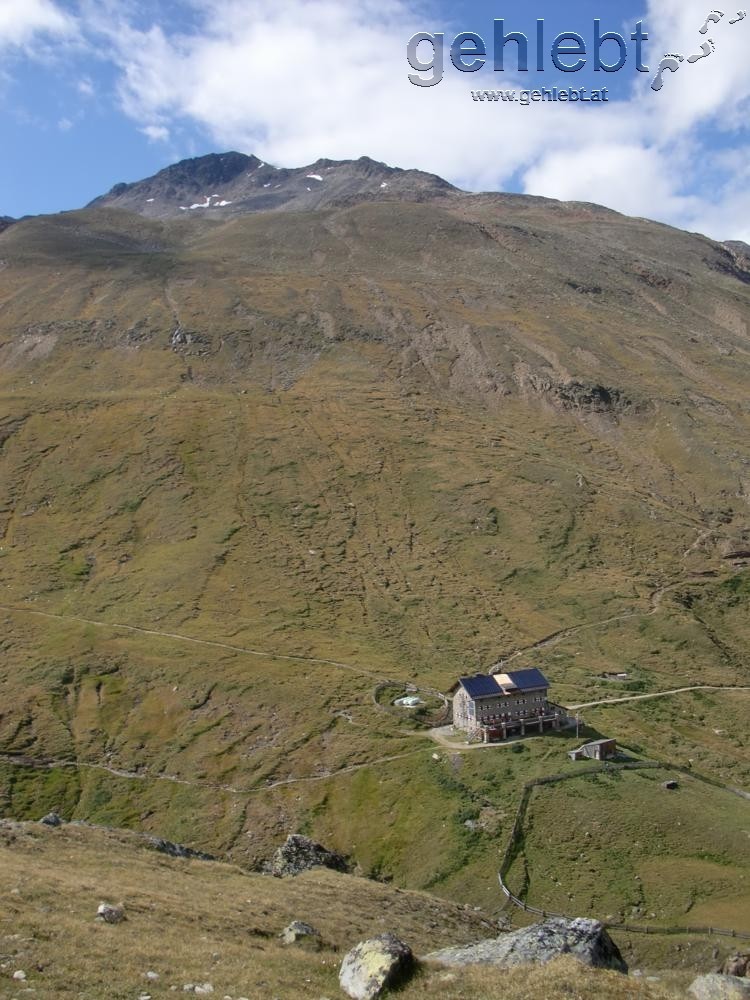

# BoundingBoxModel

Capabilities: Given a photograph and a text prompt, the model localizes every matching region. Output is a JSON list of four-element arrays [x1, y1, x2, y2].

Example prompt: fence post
[[494, 759, 750, 942]]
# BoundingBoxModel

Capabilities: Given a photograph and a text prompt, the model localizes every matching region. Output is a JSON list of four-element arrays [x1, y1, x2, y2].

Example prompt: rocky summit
[[88, 151, 455, 219]]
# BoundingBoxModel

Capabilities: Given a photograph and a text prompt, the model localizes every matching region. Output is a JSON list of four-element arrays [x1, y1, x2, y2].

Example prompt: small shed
[[568, 738, 618, 762]]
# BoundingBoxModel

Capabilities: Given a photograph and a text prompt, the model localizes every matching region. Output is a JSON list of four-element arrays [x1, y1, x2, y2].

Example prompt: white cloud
[[511, 1, 750, 237], [140, 123, 170, 142], [0, 0, 75, 48], [83, 1, 604, 192], [523, 142, 703, 221], [45, 0, 750, 240]]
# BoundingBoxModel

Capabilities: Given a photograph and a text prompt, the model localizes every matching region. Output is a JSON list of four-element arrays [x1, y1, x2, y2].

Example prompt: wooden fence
[[497, 760, 750, 942]]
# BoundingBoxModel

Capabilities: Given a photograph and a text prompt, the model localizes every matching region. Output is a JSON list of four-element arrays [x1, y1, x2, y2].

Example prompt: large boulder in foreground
[[689, 974, 750, 999], [270, 834, 348, 878], [339, 934, 415, 1000], [426, 917, 627, 973]]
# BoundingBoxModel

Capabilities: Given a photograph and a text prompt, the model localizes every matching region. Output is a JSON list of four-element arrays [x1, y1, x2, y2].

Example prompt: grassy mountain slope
[[0, 184, 749, 935], [505, 767, 750, 931]]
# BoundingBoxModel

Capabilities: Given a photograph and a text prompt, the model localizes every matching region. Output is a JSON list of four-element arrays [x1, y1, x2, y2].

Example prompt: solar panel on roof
[[459, 674, 499, 698], [459, 668, 549, 699], [506, 668, 549, 690]]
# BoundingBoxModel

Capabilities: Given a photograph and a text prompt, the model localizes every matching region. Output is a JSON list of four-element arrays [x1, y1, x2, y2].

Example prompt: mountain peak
[[100, 151, 258, 200], [87, 152, 459, 219]]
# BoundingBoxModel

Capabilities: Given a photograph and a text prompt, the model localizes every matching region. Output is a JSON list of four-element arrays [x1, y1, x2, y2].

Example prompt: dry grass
[[411, 956, 683, 1000], [0, 820, 690, 1000], [0, 820, 488, 999]]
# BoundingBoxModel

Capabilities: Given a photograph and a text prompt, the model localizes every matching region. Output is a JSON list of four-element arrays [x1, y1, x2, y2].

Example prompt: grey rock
[[426, 917, 627, 973], [40, 813, 64, 827], [146, 837, 215, 862], [339, 934, 415, 1000], [96, 902, 126, 924], [689, 973, 750, 999], [722, 956, 750, 978], [89, 153, 456, 222], [279, 920, 322, 948], [270, 834, 348, 878]]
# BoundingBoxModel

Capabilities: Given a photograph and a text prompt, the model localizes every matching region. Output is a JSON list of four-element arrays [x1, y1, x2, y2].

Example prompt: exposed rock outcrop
[[269, 834, 348, 878], [632, 262, 672, 289], [707, 247, 750, 286], [39, 812, 64, 827], [514, 370, 639, 415], [550, 381, 632, 414], [88, 152, 456, 220], [689, 973, 750, 999], [426, 917, 627, 973], [721, 535, 750, 560], [146, 837, 215, 862], [339, 934, 415, 1000], [722, 957, 750, 978]]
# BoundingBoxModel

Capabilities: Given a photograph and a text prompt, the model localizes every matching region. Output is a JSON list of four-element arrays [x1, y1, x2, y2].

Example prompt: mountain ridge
[[87, 150, 458, 219], [80, 149, 745, 251]]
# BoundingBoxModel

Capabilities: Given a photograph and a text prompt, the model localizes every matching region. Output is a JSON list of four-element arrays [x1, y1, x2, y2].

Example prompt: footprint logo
[[651, 9, 746, 92]]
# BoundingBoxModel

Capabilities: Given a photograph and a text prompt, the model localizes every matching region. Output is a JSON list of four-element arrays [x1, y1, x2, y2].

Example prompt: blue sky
[[2, 0, 750, 240]]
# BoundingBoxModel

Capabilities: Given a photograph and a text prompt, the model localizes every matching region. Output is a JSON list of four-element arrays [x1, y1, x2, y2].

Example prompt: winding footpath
[[1, 545, 748, 792], [0, 746, 431, 797], [493, 576, 720, 671], [567, 684, 750, 712], [0, 603, 391, 682]]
